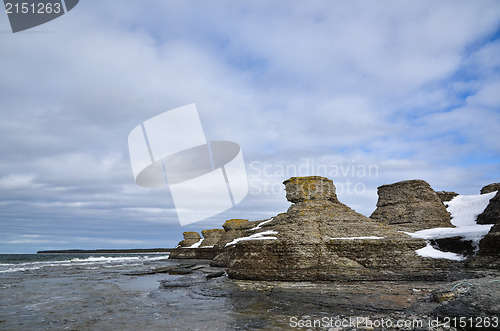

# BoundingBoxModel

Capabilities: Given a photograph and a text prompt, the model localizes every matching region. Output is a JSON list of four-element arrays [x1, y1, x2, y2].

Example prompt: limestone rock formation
[[436, 191, 459, 203], [177, 231, 201, 247], [370, 180, 453, 231], [219, 176, 460, 281], [222, 219, 255, 231], [480, 183, 500, 195], [211, 219, 267, 267], [476, 191, 500, 225], [169, 230, 221, 260], [200, 229, 225, 247], [284, 176, 339, 203]]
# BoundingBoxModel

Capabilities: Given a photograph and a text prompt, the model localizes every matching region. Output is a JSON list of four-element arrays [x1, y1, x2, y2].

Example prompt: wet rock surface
[[431, 275, 500, 319], [370, 180, 453, 231], [3, 255, 496, 331], [157, 259, 500, 330]]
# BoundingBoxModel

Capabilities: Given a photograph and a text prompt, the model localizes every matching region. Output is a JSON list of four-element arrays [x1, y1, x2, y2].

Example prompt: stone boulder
[[370, 179, 453, 231], [436, 191, 459, 203], [476, 191, 500, 225], [219, 176, 460, 281], [480, 183, 500, 194]]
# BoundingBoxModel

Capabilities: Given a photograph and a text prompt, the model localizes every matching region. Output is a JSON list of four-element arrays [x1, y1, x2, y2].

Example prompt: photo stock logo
[[128, 104, 248, 226], [4, 0, 79, 33]]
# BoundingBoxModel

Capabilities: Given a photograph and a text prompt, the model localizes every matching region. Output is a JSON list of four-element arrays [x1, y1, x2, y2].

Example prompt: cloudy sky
[[1, 0, 499, 253]]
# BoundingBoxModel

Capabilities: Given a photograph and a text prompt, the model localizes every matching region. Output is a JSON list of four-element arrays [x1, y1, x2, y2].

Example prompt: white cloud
[[0, 175, 39, 190], [1, 0, 499, 252], [466, 80, 500, 108]]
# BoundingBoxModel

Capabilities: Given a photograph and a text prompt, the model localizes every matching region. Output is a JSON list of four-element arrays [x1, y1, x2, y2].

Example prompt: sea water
[[0, 253, 293, 330], [0, 254, 438, 330], [0, 253, 179, 330]]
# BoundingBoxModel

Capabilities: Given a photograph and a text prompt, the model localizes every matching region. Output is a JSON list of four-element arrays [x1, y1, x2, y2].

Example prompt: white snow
[[250, 218, 274, 231], [404, 225, 493, 242], [188, 239, 203, 248], [446, 191, 496, 227], [225, 230, 278, 247], [415, 243, 465, 261], [405, 191, 496, 260], [331, 236, 385, 240]]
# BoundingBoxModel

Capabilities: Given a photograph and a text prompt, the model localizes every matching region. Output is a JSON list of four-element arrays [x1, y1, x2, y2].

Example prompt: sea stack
[[370, 179, 453, 231], [221, 176, 457, 281], [169, 230, 222, 259]]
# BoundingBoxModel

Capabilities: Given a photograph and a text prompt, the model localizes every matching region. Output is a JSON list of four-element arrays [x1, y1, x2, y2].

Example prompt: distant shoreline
[[36, 248, 174, 254]]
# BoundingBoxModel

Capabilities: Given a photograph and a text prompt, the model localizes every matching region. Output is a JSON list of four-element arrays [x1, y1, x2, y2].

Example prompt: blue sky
[[1, 0, 500, 253]]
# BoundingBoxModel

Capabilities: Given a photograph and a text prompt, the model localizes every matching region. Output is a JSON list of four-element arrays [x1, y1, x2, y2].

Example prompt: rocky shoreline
[[148, 258, 499, 330], [166, 176, 499, 326]]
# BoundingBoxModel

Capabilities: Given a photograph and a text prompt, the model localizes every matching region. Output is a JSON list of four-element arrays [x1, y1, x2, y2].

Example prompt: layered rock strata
[[211, 219, 268, 267], [370, 180, 453, 231], [200, 229, 225, 247], [218, 176, 460, 281], [176, 231, 201, 247], [169, 230, 222, 259]]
